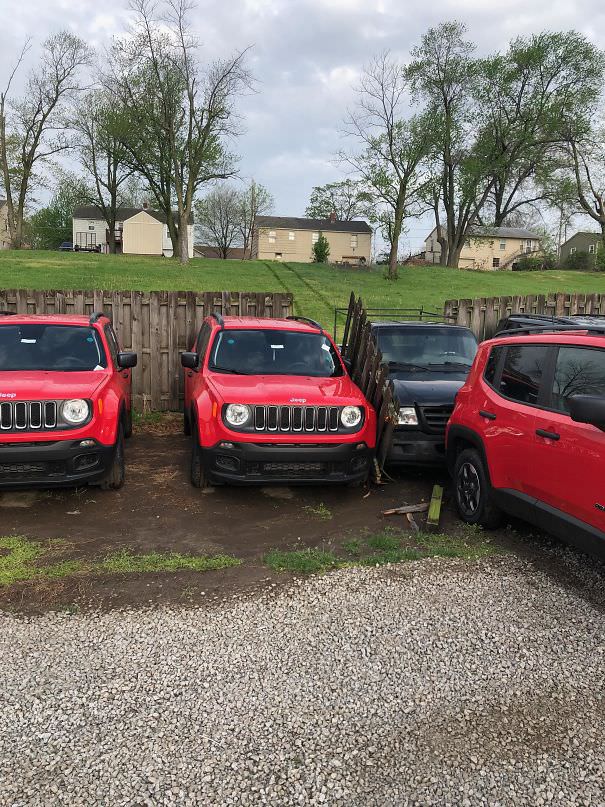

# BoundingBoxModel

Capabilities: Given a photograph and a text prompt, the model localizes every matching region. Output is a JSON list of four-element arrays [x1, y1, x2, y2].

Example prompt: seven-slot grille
[[253, 405, 340, 433], [0, 400, 57, 432], [418, 404, 454, 435]]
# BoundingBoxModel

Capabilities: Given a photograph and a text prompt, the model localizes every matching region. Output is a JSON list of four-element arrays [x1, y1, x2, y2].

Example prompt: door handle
[[536, 429, 560, 441], [479, 410, 497, 420]]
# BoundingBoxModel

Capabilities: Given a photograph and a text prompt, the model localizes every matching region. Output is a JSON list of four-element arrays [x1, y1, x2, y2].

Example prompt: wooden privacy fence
[[0, 289, 293, 410], [444, 292, 605, 340], [340, 292, 399, 479]]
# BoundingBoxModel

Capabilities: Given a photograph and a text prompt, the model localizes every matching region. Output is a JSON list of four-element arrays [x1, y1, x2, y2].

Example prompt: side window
[[499, 345, 549, 405], [195, 323, 212, 365], [104, 325, 120, 368], [551, 346, 605, 413], [484, 346, 504, 387]]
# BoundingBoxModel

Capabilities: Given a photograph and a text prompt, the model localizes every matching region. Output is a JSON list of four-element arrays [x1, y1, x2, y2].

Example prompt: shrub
[[312, 233, 330, 263], [513, 254, 557, 271], [564, 250, 593, 271]]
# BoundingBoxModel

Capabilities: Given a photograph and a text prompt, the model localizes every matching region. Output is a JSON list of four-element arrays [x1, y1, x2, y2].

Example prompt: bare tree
[[238, 180, 273, 258], [0, 32, 90, 248], [195, 184, 241, 258], [342, 53, 433, 279], [565, 125, 605, 247], [71, 91, 134, 253], [107, 0, 253, 264]]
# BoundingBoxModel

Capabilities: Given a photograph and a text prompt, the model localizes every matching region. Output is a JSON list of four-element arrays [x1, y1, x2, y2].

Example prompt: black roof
[[73, 206, 194, 224], [371, 320, 472, 330], [255, 215, 372, 234]]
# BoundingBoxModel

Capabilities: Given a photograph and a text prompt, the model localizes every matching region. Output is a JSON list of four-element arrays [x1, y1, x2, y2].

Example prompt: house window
[[312, 232, 319, 244], [350, 234, 358, 249], [288, 231, 295, 241], [268, 230, 276, 244], [492, 257, 500, 268], [589, 244, 596, 254], [570, 247, 577, 255], [499, 241, 506, 250], [275, 252, 282, 260], [89, 225, 95, 231]]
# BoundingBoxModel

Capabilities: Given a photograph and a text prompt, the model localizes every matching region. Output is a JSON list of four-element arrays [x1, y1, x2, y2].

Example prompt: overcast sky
[[1, 0, 605, 252]]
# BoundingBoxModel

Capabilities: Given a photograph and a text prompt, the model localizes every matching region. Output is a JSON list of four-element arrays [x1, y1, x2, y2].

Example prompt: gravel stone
[[1, 554, 605, 805]]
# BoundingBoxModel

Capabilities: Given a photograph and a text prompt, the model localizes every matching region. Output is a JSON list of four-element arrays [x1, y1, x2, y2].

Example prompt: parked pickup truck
[[371, 320, 478, 466], [181, 314, 376, 486], [0, 312, 137, 489]]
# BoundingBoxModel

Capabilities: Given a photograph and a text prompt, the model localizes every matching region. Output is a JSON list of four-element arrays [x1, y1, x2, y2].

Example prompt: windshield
[[376, 326, 478, 370], [209, 329, 344, 377], [0, 324, 107, 371]]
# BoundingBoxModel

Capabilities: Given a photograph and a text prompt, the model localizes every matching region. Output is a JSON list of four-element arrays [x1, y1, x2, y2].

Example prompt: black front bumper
[[386, 429, 446, 466], [0, 439, 114, 489], [203, 441, 373, 485]]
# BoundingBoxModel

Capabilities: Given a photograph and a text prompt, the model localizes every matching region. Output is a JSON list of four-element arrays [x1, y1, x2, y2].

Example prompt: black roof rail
[[89, 311, 112, 325], [286, 315, 323, 332], [0, 311, 17, 316], [210, 312, 224, 326], [494, 324, 605, 338]]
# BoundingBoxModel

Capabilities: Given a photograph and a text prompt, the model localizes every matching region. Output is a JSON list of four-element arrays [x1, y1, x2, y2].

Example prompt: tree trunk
[[179, 211, 189, 265]]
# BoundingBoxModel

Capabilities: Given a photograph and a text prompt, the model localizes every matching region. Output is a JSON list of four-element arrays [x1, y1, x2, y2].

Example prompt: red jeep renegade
[[0, 312, 137, 490], [446, 326, 605, 555], [181, 314, 376, 486]]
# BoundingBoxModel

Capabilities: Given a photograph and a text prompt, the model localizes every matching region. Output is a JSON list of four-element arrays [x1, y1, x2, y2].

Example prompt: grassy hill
[[1, 250, 604, 334]]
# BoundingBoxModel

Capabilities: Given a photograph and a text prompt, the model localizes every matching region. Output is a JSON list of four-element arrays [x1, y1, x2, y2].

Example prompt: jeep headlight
[[340, 405, 362, 428], [225, 403, 251, 427], [61, 399, 90, 425], [398, 406, 418, 426]]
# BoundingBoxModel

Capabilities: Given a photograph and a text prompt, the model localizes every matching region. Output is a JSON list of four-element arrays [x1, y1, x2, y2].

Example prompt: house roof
[[560, 231, 602, 248], [429, 225, 542, 240], [255, 215, 372, 234], [73, 205, 193, 224]]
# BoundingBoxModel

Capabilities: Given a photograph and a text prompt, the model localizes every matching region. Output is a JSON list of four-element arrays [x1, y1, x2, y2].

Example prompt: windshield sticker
[[321, 344, 331, 351], [270, 344, 284, 349], [20, 338, 37, 344]]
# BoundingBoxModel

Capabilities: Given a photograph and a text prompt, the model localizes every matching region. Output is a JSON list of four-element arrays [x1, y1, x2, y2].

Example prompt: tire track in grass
[[263, 262, 306, 316], [280, 263, 335, 324]]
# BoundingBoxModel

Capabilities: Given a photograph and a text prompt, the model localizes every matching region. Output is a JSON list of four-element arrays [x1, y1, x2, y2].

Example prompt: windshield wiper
[[428, 361, 473, 369], [388, 361, 432, 372], [210, 365, 249, 375]]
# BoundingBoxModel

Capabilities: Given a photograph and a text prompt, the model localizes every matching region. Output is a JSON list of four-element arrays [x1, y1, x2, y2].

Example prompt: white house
[[72, 205, 194, 258]]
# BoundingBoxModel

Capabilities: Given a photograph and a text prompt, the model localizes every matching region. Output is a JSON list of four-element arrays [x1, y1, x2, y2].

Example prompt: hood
[[208, 373, 365, 406], [0, 371, 108, 401], [390, 372, 467, 406]]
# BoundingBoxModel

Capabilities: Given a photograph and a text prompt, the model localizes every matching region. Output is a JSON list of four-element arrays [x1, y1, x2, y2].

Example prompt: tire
[[183, 406, 191, 436], [124, 407, 133, 439], [453, 448, 503, 529], [100, 424, 125, 491], [190, 436, 208, 489]]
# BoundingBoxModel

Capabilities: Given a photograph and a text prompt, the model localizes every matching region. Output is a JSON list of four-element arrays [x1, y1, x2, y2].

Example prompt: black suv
[[496, 313, 605, 334], [371, 321, 478, 465]]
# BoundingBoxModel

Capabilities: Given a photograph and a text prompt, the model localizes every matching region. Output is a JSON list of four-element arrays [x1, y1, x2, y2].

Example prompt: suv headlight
[[398, 406, 418, 426], [225, 403, 251, 427], [340, 405, 362, 428], [61, 399, 90, 425]]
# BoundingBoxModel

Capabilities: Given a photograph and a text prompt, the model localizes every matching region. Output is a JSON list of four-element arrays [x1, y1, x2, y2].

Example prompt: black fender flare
[[446, 424, 490, 480]]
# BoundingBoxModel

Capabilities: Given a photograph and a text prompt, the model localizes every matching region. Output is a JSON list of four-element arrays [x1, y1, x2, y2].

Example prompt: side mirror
[[118, 351, 137, 369], [181, 351, 199, 370], [569, 395, 605, 430]]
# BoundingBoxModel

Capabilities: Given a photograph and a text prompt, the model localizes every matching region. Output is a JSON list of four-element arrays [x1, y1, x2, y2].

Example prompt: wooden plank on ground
[[426, 485, 444, 531]]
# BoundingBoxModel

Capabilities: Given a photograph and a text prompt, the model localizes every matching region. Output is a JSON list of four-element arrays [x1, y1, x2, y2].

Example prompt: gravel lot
[[1, 554, 605, 806]]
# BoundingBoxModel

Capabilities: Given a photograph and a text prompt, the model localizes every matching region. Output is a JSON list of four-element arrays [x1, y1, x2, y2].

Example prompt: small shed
[[122, 211, 164, 256]]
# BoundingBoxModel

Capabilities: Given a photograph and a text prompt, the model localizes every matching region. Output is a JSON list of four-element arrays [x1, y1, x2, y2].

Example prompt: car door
[[478, 342, 549, 497], [104, 324, 131, 409], [531, 343, 605, 533], [184, 321, 212, 410]]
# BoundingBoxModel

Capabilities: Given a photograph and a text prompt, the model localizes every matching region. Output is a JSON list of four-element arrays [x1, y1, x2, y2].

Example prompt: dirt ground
[[1, 415, 603, 613]]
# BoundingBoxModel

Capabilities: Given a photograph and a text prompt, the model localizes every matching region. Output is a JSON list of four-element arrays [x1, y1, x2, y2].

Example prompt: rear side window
[[499, 345, 549, 405], [484, 346, 504, 386], [551, 346, 605, 413]]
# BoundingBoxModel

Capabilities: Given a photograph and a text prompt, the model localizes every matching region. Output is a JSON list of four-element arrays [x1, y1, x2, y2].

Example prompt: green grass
[[1, 250, 604, 333], [100, 550, 241, 574], [0, 536, 240, 587], [265, 528, 501, 575], [302, 502, 333, 520]]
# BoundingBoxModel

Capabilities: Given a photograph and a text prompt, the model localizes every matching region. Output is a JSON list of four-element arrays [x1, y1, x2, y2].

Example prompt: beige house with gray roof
[[253, 215, 372, 264], [425, 226, 543, 270]]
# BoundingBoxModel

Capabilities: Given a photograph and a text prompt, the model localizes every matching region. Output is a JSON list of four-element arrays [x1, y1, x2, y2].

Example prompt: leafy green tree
[[305, 180, 372, 221], [28, 174, 90, 250], [238, 180, 273, 258], [312, 233, 330, 263]]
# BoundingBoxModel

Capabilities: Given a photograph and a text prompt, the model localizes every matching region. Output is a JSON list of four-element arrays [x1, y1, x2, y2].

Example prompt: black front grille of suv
[[253, 405, 340, 433], [418, 405, 453, 435], [0, 400, 58, 433]]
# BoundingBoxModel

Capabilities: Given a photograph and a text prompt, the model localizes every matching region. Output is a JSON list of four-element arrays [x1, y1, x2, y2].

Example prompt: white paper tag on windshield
[[93, 365, 104, 371], [321, 344, 330, 351], [21, 338, 37, 344], [270, 344, 284, 349]]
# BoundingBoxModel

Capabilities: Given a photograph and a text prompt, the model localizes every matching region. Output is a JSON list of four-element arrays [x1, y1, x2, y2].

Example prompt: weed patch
[[101, 550, 241, 574], [303, 503, 332, 520], [264, 548, 341, 574]]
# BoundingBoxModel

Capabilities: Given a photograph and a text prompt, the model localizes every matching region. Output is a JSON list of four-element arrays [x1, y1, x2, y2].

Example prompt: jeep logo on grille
[[0, 393, 16, 399], [290, 398, 307, 403]]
